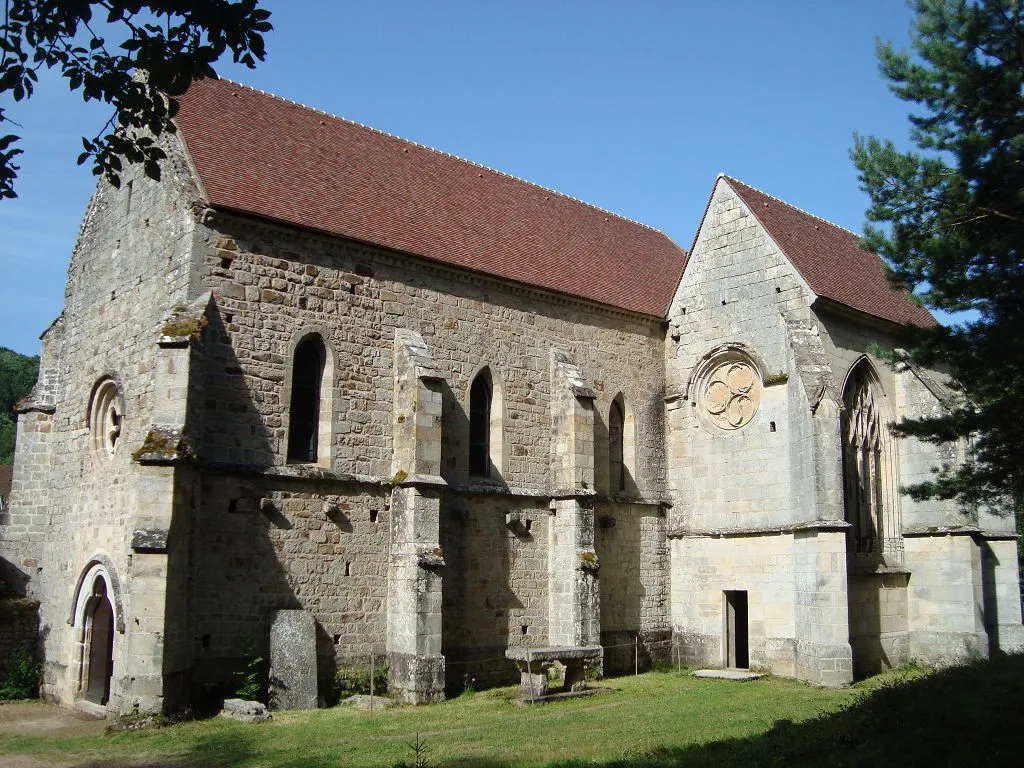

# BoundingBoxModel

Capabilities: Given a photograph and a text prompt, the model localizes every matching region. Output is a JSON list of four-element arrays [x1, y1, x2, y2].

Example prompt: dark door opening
[[725, 590, 749, 669], [85, 579, 114, 705]]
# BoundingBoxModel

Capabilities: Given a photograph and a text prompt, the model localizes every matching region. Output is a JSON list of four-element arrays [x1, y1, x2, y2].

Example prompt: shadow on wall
[[440, 493, 528, 696], [0, 556, 30, 597], [184, 306, 391, 712]]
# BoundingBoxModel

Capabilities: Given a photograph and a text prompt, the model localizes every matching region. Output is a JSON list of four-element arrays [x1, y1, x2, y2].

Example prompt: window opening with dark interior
[[469, 370, 492, 477], [288, 335, 326, 462], [609, 397, 626, 492]]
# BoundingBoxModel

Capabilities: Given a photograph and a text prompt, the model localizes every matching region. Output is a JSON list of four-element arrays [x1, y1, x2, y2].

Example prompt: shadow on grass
[[546, 654, 1024, 768], [64, 655, 1024, 768]]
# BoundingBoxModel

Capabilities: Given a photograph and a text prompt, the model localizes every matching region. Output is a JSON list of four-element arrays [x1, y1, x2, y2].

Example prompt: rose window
[[695, 353, 762, 431]]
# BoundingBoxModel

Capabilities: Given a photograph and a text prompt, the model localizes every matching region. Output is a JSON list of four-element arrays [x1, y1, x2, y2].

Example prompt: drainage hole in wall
[[370, 510, 379, 523], [333, 634, 341, 645], [769, 421, 777, 432], [345, 562, 351, 576], [521, 625, 528, 635]]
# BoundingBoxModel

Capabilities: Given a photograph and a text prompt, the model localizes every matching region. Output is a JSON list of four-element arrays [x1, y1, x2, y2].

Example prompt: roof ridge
[[722, 174, 860, 238], [212, 77, 669, 237]]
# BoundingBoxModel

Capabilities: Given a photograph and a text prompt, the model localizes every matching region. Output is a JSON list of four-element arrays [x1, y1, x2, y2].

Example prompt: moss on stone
[[161, 315, 207, 339], [132, 429, 194, 463]]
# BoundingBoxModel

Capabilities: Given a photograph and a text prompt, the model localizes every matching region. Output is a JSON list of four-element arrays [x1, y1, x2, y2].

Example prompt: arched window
[[469, 370, 492, 477], [609, 397, 625, 492], [88, 378, 123, 458], [841, 361, 899, 557], [288, 335, 326, 463]]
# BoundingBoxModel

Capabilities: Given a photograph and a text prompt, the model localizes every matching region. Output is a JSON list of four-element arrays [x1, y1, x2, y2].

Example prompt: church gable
[[725, 177, 935, 328]]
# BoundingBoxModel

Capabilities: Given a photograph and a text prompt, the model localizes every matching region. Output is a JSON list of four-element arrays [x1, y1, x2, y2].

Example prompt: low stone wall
[[0, 597, 39, 680]]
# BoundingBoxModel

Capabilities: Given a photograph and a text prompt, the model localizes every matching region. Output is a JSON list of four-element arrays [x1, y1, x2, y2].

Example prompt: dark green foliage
[[233, 654, 264, 702], [332, 661, 388, 703], [0, 346, 37, 465], [0, 1, 273, 199], [851, 1, 1024, 508], [0, 645, 39, 700]]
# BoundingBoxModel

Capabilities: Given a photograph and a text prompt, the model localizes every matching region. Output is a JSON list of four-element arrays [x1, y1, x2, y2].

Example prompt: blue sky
[[0, 1, 917, 357]]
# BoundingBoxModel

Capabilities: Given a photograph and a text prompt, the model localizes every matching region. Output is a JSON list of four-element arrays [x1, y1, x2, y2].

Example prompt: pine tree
[[851, 0, 1024, 508]]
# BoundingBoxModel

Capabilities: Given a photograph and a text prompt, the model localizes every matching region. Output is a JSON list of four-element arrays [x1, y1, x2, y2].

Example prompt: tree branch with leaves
[[852, 0, 1024, 508], [0, 0, 272, 199]]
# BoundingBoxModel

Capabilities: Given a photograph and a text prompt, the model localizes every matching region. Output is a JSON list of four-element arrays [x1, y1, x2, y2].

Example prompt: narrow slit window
[[469, 371, 492, 477], [609, 397, 625, 492], [288, 336, 326, 463]]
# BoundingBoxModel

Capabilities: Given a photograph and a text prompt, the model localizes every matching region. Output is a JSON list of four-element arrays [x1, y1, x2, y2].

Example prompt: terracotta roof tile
[[726, 177, 936, 327], [173, 79, 687, 317]]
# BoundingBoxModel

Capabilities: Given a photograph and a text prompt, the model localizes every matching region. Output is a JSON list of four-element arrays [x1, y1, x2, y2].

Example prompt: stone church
[[2, 77, 1021, 715]]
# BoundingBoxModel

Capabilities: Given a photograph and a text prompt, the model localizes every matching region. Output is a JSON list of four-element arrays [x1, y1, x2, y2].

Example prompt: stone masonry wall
[[664, 179, 852, 683], [594, 501, 670, 672], [665, 180, 825, 533], [189, 475, 390, 699], [440, 494, 549, 693], [2, 141, 206, 711], [193, 213, 666, 495]]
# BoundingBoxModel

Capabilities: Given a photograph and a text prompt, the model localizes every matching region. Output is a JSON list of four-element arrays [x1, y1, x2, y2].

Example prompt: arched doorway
[[83, 577, 115, 705]]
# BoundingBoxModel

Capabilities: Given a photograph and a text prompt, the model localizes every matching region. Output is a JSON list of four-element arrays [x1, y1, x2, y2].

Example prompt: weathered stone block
[[268, 609, 318, 710]]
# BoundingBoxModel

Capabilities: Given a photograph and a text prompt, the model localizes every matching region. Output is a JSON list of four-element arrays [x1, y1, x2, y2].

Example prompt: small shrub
[[334, 662, 388, 701], [393, 732, 429, 768], [234, 655, 264, 702], [0, 645, 40, 700]]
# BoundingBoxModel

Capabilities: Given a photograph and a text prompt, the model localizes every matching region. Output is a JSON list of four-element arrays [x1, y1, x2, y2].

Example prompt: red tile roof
[[725, 177, 936, 327], [173, 78, 687, 317]]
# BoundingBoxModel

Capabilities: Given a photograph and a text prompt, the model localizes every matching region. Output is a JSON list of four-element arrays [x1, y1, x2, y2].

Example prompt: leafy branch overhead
[[851, 0, 1024, 507], [0, 0, 272, 199]]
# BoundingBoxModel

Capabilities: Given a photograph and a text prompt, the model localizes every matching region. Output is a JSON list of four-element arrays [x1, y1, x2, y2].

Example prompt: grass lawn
[[1, 656, 1022, 767]]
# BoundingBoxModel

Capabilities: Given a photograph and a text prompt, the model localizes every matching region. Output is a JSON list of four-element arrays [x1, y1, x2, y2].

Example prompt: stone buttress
[[547, 351, 601, 650], [387, 329, 446, 703]]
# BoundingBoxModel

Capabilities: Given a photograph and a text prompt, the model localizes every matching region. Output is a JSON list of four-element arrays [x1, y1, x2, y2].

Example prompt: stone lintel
[[668, 519, 848, 539]]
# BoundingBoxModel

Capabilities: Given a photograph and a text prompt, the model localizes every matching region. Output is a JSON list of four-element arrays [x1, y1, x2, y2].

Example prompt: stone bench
[[505, 645, 602, 700]]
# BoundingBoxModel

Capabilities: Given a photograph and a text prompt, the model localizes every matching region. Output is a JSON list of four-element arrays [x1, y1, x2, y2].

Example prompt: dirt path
[[0, 700, 106, 768]]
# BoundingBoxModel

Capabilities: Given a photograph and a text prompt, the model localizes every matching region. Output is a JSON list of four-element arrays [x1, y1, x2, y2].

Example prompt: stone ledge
[[902, 525, 980, 537], [669, 519, 848, 539], [693, 669, 764, 681], [505, 645, 602, 663]]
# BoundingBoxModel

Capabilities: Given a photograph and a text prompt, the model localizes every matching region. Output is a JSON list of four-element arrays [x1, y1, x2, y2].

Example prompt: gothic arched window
[[841, 361, 900, 557]]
